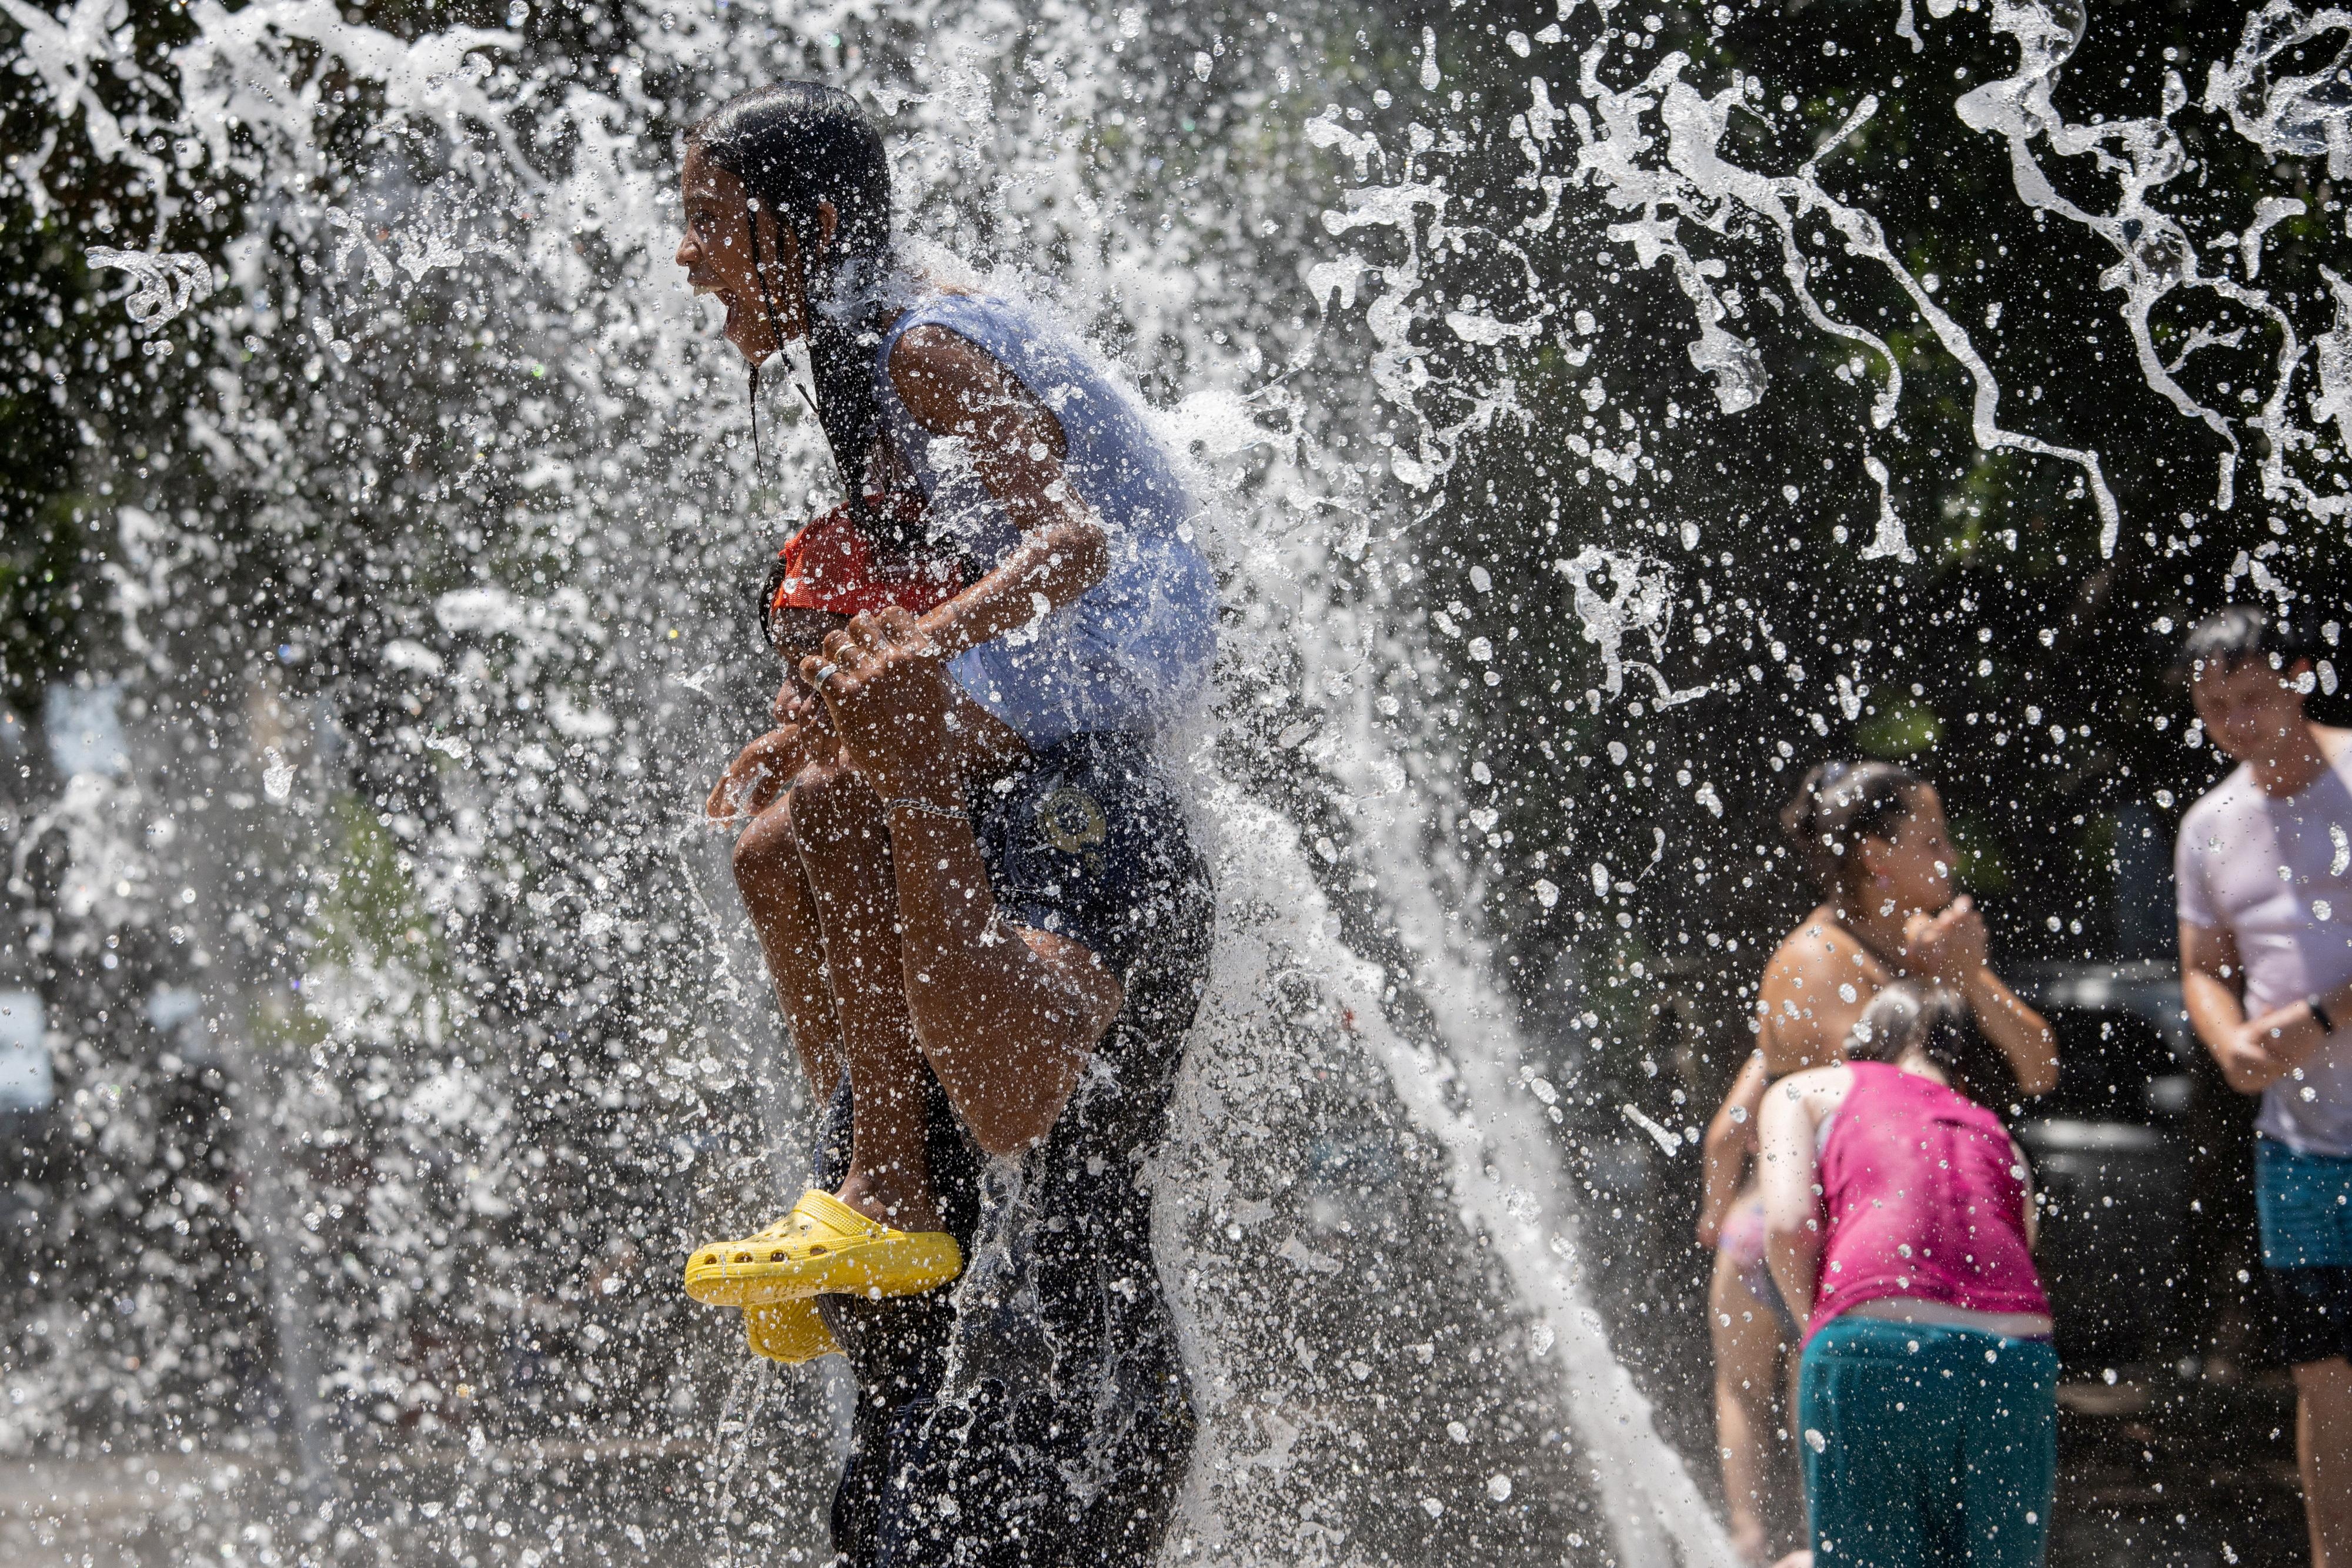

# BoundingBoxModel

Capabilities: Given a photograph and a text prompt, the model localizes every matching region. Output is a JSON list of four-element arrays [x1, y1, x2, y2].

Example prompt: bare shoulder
[[1759, 1064, 1850, 1144], [887, 324, 1008, 427], [1765, 907, 1868, 977], [1758, 909, 1877, 1072], [1774, 1063, 1853, 1109], [1758, 914, 1828, 999]]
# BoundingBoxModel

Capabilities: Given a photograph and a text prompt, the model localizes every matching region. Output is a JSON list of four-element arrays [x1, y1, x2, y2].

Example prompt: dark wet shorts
[[2252, 1137, 2352, 1366], [821, 1278, 1195, 1568], [861, 1372, 1195, 1568], [2262, 1266, 2352, 1368], [814, 731, 1213, 1568]]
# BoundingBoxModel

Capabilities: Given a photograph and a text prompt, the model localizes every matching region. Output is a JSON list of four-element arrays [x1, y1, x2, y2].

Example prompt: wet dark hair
[[1779, 760, 1926, 897], [2169, 604, 2319, 686], [1844, 982, 1966, 1069], [688, 83, 916, 549]]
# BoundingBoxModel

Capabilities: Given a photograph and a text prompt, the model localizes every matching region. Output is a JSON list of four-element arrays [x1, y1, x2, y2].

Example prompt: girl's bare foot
[[834, 1168, 943, 1235]]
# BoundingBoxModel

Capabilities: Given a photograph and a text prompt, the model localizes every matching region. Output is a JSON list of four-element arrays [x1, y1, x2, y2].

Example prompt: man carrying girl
[[669, 82, 1217, 1567]]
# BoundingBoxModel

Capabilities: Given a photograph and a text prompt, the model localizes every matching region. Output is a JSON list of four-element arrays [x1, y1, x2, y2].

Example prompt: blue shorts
[[2254, 1135, 2352, 1269]]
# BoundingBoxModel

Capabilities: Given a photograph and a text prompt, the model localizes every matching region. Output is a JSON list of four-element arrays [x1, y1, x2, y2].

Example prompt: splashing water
[[8, 0, 2352, 1560], [84, 247, 215, 326], [1324, 1, 2352, 580], [707, 1355, 775, 1567], [1554, 547, 1709, 707]]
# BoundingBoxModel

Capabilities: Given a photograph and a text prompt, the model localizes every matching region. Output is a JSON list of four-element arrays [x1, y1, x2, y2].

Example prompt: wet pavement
[[2053, 1372, 2307, 1568]]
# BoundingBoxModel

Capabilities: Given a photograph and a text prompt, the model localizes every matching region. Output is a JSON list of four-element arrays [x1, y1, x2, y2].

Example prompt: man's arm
[[808, 607, 1125, 1155], [2241, 927, 2352, 1079], [1759, 1075, 1826, 1325], [888, 326, 1111, 660], [2181, 918, 2298, 1092]]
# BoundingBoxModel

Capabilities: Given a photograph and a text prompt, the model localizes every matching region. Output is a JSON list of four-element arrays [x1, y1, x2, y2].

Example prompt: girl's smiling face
[[675, 145, 802, 365], [1857, 784, 1958, 917]]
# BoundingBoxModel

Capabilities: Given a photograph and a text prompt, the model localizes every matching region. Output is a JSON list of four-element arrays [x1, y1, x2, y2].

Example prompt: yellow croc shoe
[[745, 1299, 838, 1365], [683, 1188, 962, 1306], [680, 1209, 803, 1306]]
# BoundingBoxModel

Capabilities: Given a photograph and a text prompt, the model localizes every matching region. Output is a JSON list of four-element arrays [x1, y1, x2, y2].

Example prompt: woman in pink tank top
[[1760, 983, 2057, 1568]]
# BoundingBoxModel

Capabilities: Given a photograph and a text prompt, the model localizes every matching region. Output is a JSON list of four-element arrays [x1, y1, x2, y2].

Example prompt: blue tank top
[[872, 292, 1217, 747]]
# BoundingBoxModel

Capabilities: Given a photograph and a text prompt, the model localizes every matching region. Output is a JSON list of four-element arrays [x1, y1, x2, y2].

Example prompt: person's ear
[[815, 199, 839, 256]]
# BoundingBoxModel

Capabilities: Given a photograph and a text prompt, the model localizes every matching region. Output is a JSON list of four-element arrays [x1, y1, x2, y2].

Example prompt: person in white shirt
[[2175, 606, 2352, 1567]]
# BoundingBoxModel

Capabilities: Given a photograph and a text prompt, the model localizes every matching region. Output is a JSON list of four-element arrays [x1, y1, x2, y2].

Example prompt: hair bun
[[1779, 759, 1924, 895]]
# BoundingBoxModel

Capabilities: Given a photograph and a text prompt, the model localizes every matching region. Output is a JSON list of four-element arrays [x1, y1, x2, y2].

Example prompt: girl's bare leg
[[1711, 1248, 1792, 1565], [730, 793, 846, 1098], [786, 759, 943, 1233]]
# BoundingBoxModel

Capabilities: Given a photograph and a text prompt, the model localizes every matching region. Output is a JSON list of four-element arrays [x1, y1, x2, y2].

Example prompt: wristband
[[2312, 994, 2341, 1035]]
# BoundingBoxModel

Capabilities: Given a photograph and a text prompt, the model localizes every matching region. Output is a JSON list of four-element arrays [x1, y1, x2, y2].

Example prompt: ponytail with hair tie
[[1779, 758, 1924, 896]]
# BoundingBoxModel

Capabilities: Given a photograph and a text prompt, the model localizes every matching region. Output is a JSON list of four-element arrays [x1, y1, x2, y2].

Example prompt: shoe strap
[[795, 1186, 896, 1238]]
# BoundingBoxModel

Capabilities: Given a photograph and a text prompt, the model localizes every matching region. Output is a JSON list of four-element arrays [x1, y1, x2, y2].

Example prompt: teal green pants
[[1798, 1316, 2057, 1568]]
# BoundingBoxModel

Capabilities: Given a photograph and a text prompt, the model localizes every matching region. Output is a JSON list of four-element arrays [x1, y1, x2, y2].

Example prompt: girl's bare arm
[[1697, 1051, 1769, 1246], [1759, 1073, 1830, 1324], [886, 326, 1110, 659]]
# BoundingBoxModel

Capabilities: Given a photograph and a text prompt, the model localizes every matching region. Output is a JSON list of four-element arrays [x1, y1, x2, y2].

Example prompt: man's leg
[[2294, 1356, 2352, 1567], [2262, 1263, 2352, 1568], [787, 761, 943, 1232], [731, 794, 847, 1097]]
